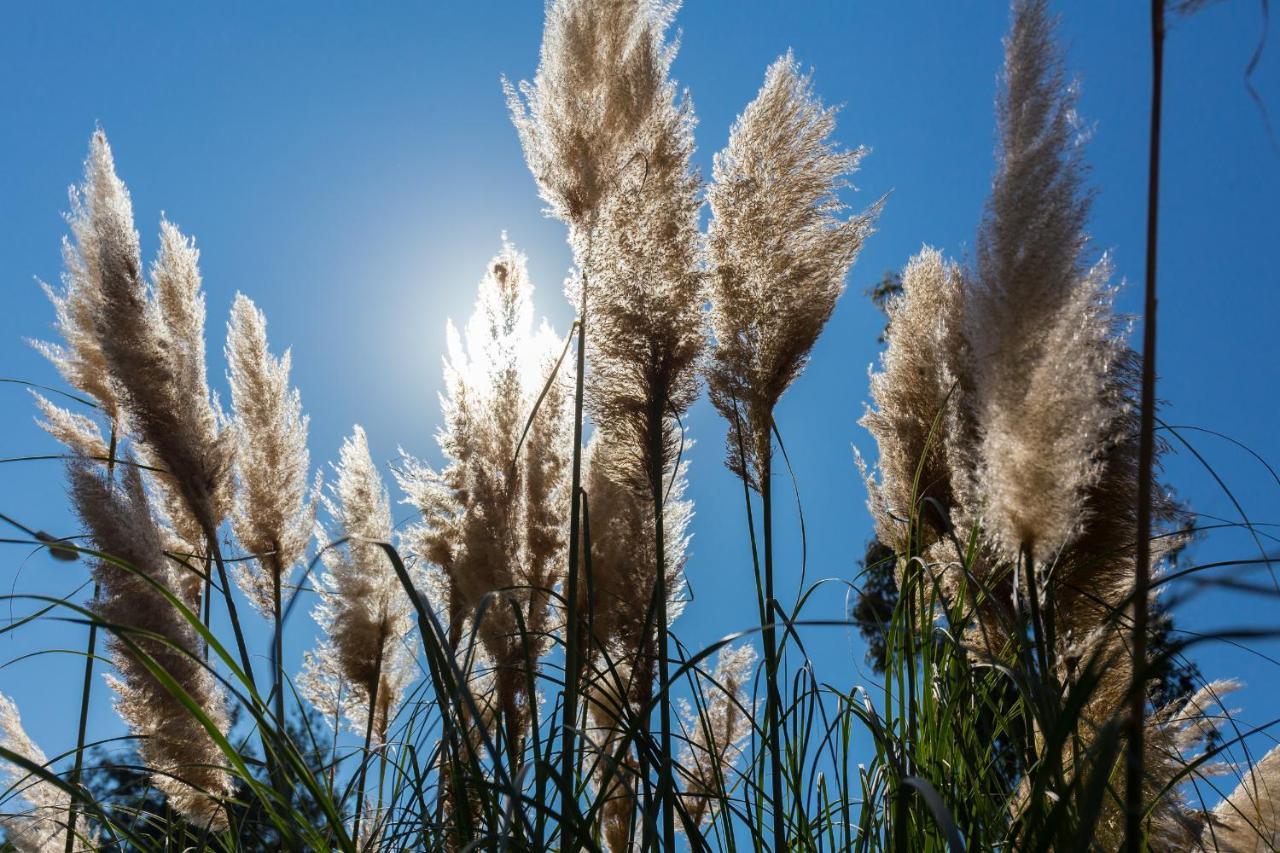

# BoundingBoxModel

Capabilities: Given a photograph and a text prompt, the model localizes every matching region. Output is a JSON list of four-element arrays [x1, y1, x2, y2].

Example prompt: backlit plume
[[678, 644, 756, 829], [861, 247, 972, 554], [308, 426, 415, 743], [580, 432, 691, 703], [505, 0, 681, 252], [69, 458, 232, 829], [226, 293, 315, 619], [967, 0, 1117, 564], [397, 240, 572, 740], [1206, 744, 1280, 851], [584, 4, 704, 491], [30, 130, 126, 434], [707, 52, 879, 490], [860, 1, 1221, 843], [0, 693, 75, 851], [44, 132, 234, 598]]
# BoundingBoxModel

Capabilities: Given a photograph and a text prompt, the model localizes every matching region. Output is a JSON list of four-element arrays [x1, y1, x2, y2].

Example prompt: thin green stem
[[353, 636, 385, 850], [649, 406, 676, 850], [761, 448, 785, 852], [1127, 2, 1164, 849], [560, 274, 588, 849], [272, 552, 289, 808], [64, 424, 116, 853], [204, 525, 256, 689], [1023, 548, 1051, 685]]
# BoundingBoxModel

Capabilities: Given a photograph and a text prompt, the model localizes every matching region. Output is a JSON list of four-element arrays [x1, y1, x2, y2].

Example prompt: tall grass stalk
[[1127, 0, 1166, 846], [64, 423, 116, 853], [352, 628, 384, 849], [560, 275, 588, 847], [758, 444, 786, 851], [648, 405, 676, 850], [202, 526, 256, 695], [5, 2, 1280, 850]]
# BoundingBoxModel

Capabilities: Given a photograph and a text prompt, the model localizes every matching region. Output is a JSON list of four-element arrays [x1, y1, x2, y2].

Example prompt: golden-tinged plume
[[62, 131, 234, 562], [29, 131, 134, 494], [0, 693, 74, 851], [505, 0, 681, 252], [581, 432, 690, 690], [583, 661, 639, 853], [584, 6, 704, 490], [520, 321, 575, 638], [857, 6, 1210, 839], [1096, 680, 1246, 849], [310, 426, 415, 744], [966, 0, 1119, 565], [68, 457, 232, 829], [707, 51, 879, 490], [116, 219, 235, 549], [225, 293, 315, 619], [30, 130, 127, 431], [397, 240, 572, 739], [1205, 743, 1280, 851], [678, 644, 756, 829], [860, 248, 973, 555], [30, 392, 109, 460], [298, 641, 359, 734]]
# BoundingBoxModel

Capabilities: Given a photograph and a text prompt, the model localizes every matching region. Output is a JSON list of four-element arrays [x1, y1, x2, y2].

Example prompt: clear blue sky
[[1, 1, 1276, 795]]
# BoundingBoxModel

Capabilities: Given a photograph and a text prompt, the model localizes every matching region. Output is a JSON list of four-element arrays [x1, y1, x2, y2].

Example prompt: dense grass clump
[[2, 1, 1277, 851]]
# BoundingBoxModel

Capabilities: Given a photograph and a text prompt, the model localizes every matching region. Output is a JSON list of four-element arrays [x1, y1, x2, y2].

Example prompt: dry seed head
[[0, 693, 73, 852], [29, 130, 130, 426], [1206, 743, 1280, 851], [68, 456, 232, 829], [69, 134, 234, 547], [585, 21, 704, 489], [505, 0, 681, 252], [397, 240, 572, 673], [967, 0, 1116, 564], [30, 390, 110, 460], [226, 293, 315, 619], [581, 431, 691, 675], [298, 641, 361, 733], [678, 644, 757, 828], [861, 248, 973, 552], [310, 426, 415, 743], [707, 51, 879, 490]]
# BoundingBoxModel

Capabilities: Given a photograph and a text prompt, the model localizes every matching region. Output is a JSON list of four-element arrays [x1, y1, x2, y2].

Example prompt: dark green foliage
[[852, 537, 898, 672]]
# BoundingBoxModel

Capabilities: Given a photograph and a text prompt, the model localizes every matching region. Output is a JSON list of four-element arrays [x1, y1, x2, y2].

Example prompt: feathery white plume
[[397, 241, 572, 741], [707, 51, 879, 490], [309, 427, 415, 744], [0, 693, 75, 851], [226, 293, 315, 619], [505, 0, 682, 254], [966, 0, 1118, 564], [678, 644, 757, 828], [68, 457, 232, 829]]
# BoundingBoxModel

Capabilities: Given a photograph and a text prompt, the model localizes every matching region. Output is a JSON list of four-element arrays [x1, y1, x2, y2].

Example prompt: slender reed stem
[[271, 552, 289, 806], [353, 636, 385, 850], [329, 687, 343, 792], [560, 275, 588, 846], [648, 405, 676, 850], [65, 424, 116, 853], [761, 446, 786, 852], [1126, 0, 1164, 847], [1022, 548, 1051, 683], [65, 590, 99, 853], [204, 525, 256, 689], [201, 553, 212, 661]]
